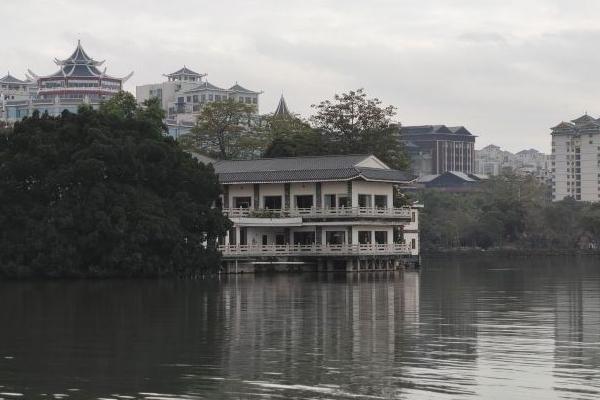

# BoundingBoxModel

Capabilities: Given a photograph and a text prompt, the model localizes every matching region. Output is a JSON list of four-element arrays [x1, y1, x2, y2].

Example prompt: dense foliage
[[0, 95, 230, 278], [418, 173, 600, 251], [183, 89, 409, 169], [182, 99, 258, 159]]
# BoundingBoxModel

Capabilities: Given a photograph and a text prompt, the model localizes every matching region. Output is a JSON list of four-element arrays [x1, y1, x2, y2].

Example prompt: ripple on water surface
[[0, 257, 599, 399]]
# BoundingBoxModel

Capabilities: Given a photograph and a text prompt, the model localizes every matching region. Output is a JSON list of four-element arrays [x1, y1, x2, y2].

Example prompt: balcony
[[223, 207, 412, 219], [219, 243, 411, 258]]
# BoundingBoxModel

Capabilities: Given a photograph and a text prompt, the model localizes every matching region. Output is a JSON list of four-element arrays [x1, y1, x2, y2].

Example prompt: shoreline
[[423, 248, 600, 258]]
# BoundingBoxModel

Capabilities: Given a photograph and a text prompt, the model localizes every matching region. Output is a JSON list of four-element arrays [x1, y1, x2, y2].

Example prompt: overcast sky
[[3, 0, 600, 152]]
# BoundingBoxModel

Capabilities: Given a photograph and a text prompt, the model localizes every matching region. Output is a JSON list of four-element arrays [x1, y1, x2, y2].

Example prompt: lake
[[0, 256, 599, 399]]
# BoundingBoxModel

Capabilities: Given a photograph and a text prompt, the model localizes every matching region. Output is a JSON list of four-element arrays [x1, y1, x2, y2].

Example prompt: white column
[[235, 226, 241, 245]]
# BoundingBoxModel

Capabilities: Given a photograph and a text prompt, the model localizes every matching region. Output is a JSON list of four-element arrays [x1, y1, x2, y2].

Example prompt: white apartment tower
[[551, 114, 600, 201]]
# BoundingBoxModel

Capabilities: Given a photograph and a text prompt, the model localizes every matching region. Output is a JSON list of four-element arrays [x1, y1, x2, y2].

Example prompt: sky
[[2, 0, 600, 153]]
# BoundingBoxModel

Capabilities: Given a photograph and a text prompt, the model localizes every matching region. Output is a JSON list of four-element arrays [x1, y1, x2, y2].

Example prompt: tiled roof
[[0, 74, 27, 84], [448, 126, 473, 136], [230, 83, 259, 93], [168, 66, 203, 76], [184, 81, 226, 93], [571, 114, 596, 125], [214, 154, 413, 184]]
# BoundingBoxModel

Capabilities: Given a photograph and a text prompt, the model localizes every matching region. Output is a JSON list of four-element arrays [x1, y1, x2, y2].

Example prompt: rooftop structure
[[273, 95, 291, 117], [136, 69, 261, 137], [550, 114, 600, 201], [213, 154, 421, 273], [399, 124, 476, 177], [2, 41, 133, 123], [415, 171, 488, 192]]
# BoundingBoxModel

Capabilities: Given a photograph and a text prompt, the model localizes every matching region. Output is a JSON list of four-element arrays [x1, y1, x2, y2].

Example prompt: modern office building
[[399, 125, 476, 177], [550, 114, 600, 201], [2, 41, 133, 123], [213, 154, 420, 273]]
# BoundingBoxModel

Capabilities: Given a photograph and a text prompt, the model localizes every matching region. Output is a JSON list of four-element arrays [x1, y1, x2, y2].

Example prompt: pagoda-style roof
[[0, 73, 29, 84], [229, 83, 259, 94], [54, 40, 104, 67], [183, 81, 227, 93], [571, 114, 596, 125], [550, 121, 576, 133], [30, 41, 133, 82], [166, 66, 205, 77], [273, 95, 291, 117]]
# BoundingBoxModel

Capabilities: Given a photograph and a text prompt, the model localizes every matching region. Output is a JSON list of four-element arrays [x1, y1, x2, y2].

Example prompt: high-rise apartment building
[[551, 114, 600, 201]]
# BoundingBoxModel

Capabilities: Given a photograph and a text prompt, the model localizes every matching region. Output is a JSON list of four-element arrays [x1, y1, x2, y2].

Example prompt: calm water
[[1, 257, 599, 399]]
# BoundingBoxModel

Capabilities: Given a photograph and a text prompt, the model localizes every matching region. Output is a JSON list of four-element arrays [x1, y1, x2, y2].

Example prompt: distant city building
[[415, 171, 488, 192], [0, 73, 36, 120], [136, 67, 261, 137], [550, 114, 600, 202], [475, 144, 549, 179], [1, 41, 133, 123], [399, 125, 476, 177]]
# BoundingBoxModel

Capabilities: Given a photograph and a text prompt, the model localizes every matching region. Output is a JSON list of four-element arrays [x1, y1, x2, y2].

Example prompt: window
[[263, 196, 282, 210], [358, 231, 372, 244], [411, 212, 416, 222], [411, 239, 416, 249], [252, 98, 258, 104], [374, 231, 388, 244], [201, 94, 206, 102], [338, 196, 350, 207], [293, 231, 315, 245], [186, 96, 191, 102], [215, 95, 221, 101], [295, 195, 313, 209], [233, 196, 251, 208], [208, 94, 213, 101], [374, 195, 388, 208], [177, 96, 184, 104], [326, 231, 345, 245], [358, 194, 372, 208], [193, 95, 198, 103], [324, 194, 336, 208]]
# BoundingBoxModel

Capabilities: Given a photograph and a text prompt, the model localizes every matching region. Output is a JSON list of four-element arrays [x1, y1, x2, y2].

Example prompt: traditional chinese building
[[214, 154, 421, 273], [2, 41, 133, 122], [136, 66, 261, 137]]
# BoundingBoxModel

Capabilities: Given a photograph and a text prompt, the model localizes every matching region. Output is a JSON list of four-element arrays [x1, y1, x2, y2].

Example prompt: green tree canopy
[[0, 104, 230, 278], [182, 99, 257, 160], [262, 114, 328, 158], [310, 89, 408, 169]]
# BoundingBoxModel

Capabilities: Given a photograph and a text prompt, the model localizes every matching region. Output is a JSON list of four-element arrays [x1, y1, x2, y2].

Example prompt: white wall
[[259, 183, 284, 207], [290, 182, 316, 209], [352, 181, 393, 207], [228, 184, 255, 208]]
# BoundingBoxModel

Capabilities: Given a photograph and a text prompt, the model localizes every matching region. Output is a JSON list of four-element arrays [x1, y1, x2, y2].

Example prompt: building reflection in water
[[554, 278, 600, 396], [213, 270, 479, 398]]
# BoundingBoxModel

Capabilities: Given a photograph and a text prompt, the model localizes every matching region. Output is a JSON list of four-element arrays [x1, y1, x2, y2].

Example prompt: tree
[[261, 114, 328, 158], [183, 99, 257, 160], [310, 89, 408, 169], [99, 90, 138, 119], [0, 104, 230, 278]]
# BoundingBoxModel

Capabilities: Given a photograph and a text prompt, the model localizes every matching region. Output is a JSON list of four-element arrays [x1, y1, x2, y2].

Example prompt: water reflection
[[0, 257, 599, 399]]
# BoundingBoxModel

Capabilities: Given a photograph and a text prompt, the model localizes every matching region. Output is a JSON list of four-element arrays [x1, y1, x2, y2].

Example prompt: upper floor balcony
[[222, 206, 413, 219]]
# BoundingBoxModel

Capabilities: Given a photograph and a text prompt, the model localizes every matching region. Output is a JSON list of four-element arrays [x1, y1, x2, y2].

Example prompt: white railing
[[219, 243, 411, 257], [223, 207, 412, 219]]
